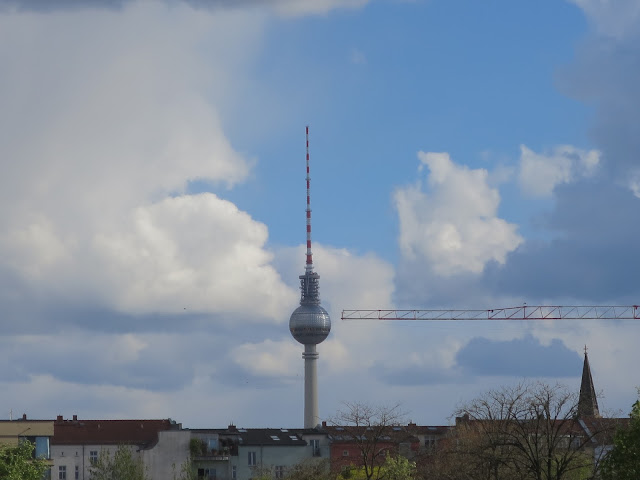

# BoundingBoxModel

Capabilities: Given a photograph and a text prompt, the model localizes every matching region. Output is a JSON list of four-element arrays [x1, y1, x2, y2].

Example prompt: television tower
[[289, 126, 332, 429]]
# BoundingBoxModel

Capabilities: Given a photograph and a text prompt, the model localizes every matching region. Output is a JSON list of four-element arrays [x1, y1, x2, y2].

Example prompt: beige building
[[0, 413, 54, 472]]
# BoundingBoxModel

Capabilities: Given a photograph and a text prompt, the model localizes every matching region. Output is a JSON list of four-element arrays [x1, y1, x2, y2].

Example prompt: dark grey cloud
[[559, 37, 640, 177], [214, 359, 297, 390], [0, 335, 196, 391], [394, 263, 494, 310], [370, 334, 581, 387], [456, 334, 581, 377], [483, 181, 640, 303], [481, 21, 640, 304]]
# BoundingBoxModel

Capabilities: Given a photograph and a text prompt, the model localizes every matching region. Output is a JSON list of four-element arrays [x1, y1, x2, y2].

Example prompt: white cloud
[[311, 244, 395, 312], [568, 0, 640, 39], [0, 3, 296, 321], [92, 194, 295, 318], [230, 340, 301, 379], [628, 169, 640, 198], [518, 145, 600, 197], [394, 152, 523, 276]]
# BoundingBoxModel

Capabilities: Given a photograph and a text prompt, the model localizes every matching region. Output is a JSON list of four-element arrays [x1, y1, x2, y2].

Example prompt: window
[[198, 468, 216, 479], [425, 435, 436, 448], [232, 466, 237, 479], [75, 466, 79, 480], [310, 439, 320, 456], [20, 436, 50, 459], [89, 451, 98, 465], [59, 466, 66, 480], [343, 450, 349, 457], [275, 466, 285, 479], [248, 451, 257, 466]]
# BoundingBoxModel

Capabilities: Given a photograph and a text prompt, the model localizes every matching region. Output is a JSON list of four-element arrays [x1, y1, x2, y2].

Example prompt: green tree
[[337, 455, 416, 480], [601, 400, 640, 480], [284, 459, 330, 480], [0, 440, 49, 480], [90, 444, 148, 480], [383, 454, 416, 480]]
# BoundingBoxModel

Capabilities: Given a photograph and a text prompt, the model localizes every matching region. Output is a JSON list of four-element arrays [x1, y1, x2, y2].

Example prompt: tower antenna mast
[[305, 125, 313, 273]]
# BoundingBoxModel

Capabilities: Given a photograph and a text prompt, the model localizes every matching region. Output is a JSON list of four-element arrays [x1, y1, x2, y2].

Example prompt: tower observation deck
[[289, 126, 331, 429]]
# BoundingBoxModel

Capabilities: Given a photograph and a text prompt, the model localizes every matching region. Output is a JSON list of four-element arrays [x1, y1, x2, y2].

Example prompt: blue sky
[[1, 0, 640, 428]]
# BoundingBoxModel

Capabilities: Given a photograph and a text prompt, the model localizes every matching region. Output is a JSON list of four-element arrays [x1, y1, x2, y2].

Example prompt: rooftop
[[52, 416, 178, 448]]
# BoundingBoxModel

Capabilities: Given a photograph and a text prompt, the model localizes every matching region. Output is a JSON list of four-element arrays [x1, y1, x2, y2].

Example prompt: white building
[[50, 416, 188, 480]]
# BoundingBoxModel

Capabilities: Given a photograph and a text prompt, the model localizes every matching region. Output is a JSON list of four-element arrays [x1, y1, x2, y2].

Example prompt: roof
[[238, 428, 308, 446], [52, 418, 177, 448], [407, 425, 452, 436], [324, 425, 420, 444], [188, 428, 308, 447], [579, 416, 631, 445]]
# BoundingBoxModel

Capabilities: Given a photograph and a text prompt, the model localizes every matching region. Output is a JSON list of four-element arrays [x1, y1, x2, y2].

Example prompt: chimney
[[455, 413, 470, 425], [57, 415, 63, 422], [73, 415, 78, 421], [22, 413, 27, 420]]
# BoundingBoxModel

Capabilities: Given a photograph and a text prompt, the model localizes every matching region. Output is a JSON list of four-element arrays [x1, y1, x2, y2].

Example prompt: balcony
[[193, 451, 230, 462]]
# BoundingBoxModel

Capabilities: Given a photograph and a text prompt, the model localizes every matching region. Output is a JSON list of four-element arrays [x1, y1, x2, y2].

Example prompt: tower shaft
[[303, 344, 319, 428]]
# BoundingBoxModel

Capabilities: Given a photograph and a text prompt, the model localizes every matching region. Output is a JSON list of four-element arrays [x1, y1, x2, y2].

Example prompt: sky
[[1, 0, 640, 428]]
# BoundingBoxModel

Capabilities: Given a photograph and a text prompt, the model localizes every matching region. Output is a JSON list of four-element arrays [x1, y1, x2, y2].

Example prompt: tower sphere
[[289, 304, 331, 345]]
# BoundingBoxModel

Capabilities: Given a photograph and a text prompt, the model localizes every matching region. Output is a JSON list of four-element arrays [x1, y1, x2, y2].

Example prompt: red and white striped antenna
[[305, 125, 313, 273]]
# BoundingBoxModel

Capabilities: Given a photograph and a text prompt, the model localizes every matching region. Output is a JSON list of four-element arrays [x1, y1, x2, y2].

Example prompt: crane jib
[[340, 305, 640, 321]]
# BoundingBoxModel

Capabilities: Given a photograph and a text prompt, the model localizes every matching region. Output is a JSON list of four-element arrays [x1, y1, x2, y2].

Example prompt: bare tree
[[433, 382, 613, 480], [329, 402, 407, 480]]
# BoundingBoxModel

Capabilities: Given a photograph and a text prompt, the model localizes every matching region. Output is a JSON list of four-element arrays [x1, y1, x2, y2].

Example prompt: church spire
[[577, 346, 600, 418]]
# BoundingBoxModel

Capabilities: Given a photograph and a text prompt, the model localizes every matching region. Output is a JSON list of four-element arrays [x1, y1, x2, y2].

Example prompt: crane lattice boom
[[341, 305, 640, 321]]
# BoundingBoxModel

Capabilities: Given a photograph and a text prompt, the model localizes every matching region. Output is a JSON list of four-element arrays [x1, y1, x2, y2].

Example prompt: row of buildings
[[0, 351, 624, 480], [0, 414, 449, 480]]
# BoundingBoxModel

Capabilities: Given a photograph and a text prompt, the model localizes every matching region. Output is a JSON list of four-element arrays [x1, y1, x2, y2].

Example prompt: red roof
[[52, 418, 176, 448]]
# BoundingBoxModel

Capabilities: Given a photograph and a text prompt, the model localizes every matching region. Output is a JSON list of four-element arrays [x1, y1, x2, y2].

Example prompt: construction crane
[[341, 305, 640, 321]]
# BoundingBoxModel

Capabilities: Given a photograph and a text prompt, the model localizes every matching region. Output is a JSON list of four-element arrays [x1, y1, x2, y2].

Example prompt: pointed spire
[[577, 346, 600, 418]]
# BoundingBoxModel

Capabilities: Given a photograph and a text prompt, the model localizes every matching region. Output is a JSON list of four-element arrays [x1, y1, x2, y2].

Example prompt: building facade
[[50, 416, 185, 480]]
